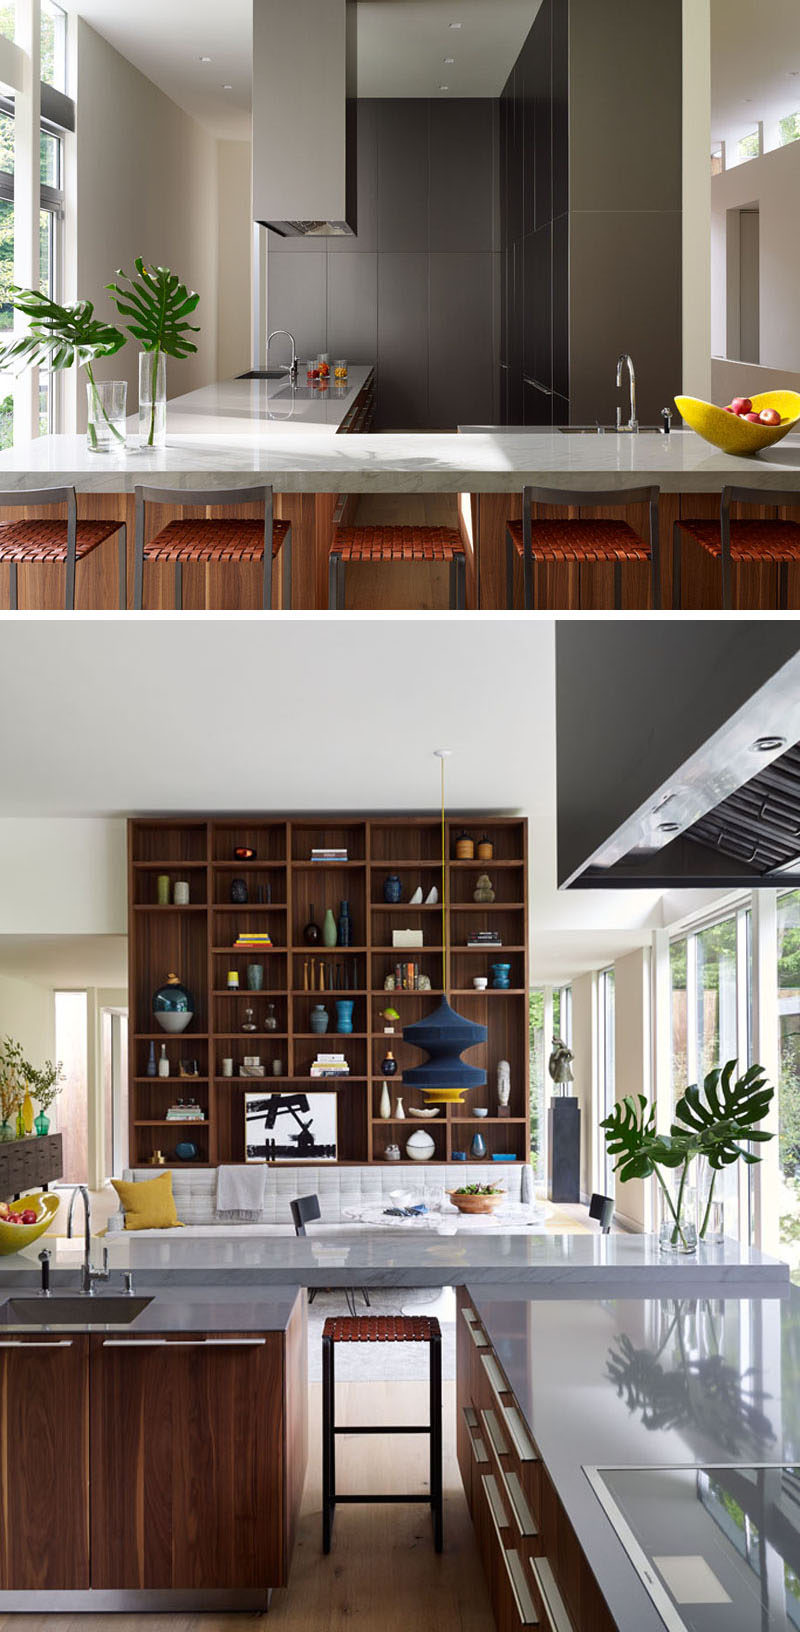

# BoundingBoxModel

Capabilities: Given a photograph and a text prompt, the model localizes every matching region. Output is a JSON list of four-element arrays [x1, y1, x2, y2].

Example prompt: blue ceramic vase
[[470, 1130, 487, 1159], [336, 1000, 354, 1033], [310, 1004, 329, 1034], [383, 874, 402, 903]]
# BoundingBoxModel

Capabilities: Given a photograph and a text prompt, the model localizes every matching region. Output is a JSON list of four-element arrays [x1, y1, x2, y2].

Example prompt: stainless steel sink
[[236, 368, 290, 380], [1, 1295, 153, 1326], [558, 424, 665, 434]]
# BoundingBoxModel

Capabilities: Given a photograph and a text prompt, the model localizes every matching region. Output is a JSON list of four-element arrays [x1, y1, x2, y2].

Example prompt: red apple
[[744, 411, 761, 422], [759, 407, 781, 426], [723, 404, 736, 413], [732, 396, 753, 415], [19, 1209, 37, 1225]]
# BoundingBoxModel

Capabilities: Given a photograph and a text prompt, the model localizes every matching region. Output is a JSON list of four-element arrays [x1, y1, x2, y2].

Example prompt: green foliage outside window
[[780, 112, 800, 146], [738, 131, 760, 161]]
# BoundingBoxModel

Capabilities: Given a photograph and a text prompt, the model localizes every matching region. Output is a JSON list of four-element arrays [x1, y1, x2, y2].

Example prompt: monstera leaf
[[672, 1060, 774, 1170], [600, 1094, 687, 1183], [106, 260, 200, 359], [0, 289, 125, 373]]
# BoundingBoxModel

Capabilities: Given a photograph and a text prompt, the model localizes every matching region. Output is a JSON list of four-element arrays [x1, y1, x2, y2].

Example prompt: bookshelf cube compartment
[[369, 820, 442, 865], [212, 822, 287, 863], [212, 869, 286, 907], [131, 822, 208, 865], [291, 823, 366, 862]]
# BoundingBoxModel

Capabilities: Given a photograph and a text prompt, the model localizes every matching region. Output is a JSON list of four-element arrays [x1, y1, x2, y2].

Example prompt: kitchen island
[[458, 1284, 800, 1632], [0, 373, 799, 607], [0, 1281, 307, 1610]]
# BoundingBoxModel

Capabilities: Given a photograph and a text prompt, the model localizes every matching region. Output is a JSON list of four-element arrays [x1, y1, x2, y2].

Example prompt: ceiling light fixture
[[222, 83, 233, 90], [448, 21, 462, 28], [658, 821, 680, 833], [443, 56, 455, 64], [197, 55, 211, 63], [752, 735, 787, 752], [439, 84, 449, 91]]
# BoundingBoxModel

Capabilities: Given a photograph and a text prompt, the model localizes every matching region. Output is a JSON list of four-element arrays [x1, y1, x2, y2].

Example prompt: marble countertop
[[0, 1281, 302, 1334], [0, 1230, 786, 1291], [469, 1286, 800, 1632], [0, 380, 798, 492]]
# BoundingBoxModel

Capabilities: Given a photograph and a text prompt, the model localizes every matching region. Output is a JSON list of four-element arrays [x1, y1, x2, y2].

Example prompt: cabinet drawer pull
[[501, 1467, 538, 1537], [529, 1558, 573, 1632], [102, 1339, 168, 1347], [464, 1404, 478, 1429], [481, 1472, 510, 1542], [102, 1337, 267, 1348], [503, 1547, 538, 1626], [481, 1407, 509, 1459], [503, 1404, 538, 1463], [461, 1307, 488, 1347], [481, 1351, 508, 1404], [471, 1433, 488, 1464], [0, 1339, 73, 1348]]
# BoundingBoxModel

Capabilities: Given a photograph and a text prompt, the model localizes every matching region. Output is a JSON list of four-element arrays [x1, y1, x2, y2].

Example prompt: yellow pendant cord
[[441, 754, 447, 996]]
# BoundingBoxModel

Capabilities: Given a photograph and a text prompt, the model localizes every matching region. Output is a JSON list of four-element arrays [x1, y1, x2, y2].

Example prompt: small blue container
[[491, 1152, 516, 1162], [335, 999, 354, 1033], [175, 1141, 199, 1161], [383, 873, 403, 903], [452, 1150, 467, 1162]]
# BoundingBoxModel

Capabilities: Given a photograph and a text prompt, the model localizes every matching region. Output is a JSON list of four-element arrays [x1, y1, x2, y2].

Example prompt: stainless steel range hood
[[252, 0, 357, 237], [555, 624, 800, 889]]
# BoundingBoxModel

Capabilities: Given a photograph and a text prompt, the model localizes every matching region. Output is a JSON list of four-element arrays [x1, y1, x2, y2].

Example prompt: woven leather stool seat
[[323, 1314, 440, 1344], [0, 519, 121, 562], [143, 516, 291, 563], [507, 517, 650, 563], [677, 518, 800, 562], [332, 525, 465, 563]]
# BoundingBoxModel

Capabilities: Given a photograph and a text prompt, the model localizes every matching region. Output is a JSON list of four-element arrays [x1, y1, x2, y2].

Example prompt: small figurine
[[417, 973, 432, 992], [409, 885, 423, 905], [381, 1005, 400, 1033], [497, 1059, 511, 1116], [473, 873, 496, 903], [384, 973, 396, 990], [549, 1035, 574, 1093], [424, 884, 439, 905]]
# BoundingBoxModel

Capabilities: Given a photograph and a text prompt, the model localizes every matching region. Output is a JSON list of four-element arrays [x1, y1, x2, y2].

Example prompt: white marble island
[[0, 370, 798, 607]]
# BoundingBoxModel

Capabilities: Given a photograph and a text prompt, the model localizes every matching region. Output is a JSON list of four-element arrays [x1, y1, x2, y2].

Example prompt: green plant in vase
[[107, 260, 200, 447], [23, 1057, 64, 1136], [0, 289, 125, 449], [601, 1092, 694, 1249], [0, 1036, 26, 1141]]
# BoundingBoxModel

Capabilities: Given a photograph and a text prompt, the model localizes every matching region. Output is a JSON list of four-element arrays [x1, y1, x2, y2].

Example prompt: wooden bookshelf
[[128, 815, 529, 1169]]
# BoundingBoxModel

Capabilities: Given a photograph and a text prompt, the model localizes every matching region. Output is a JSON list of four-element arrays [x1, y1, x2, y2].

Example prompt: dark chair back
[[589, 1193, 614, 1234], [290, 1193, 321, 1237]]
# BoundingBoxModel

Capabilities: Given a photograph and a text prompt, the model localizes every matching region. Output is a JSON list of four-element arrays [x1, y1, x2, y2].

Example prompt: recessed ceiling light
[[658, 821, 680, 833], [752, 735, 787, 752], [448, 21, 462, 28], [443, 56, 455, 64], [439, 84, 449, 91], [197, 55, 211, 62], [222, 82, 233, 90]]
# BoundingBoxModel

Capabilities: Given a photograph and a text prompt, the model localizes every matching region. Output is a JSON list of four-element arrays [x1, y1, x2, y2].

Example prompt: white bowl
[[473, 1106, 488, 1118], [408, 1106, 439, 1118], [473, 977, 488, 990], [154, 1010, 193, 1034], [405, 1129, 435, 1161]]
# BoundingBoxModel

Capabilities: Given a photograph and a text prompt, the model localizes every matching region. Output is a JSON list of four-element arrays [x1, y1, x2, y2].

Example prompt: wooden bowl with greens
[[447, 1183, 506, 1216]]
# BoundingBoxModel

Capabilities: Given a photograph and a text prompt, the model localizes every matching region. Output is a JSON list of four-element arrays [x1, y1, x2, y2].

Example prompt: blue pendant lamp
[[403, 750, 487, 1104]]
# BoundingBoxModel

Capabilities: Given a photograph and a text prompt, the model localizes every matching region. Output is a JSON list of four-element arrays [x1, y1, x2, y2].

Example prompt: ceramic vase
[[379, 1081, 392, 1119], [146, 1040, 157, 1076], [335, 1000, 354, 1033], [152, 973, 194, 1034], [337, 899, 352, 947], [382, 1049, 397, 1076], [303, 906, 321, 946], [322, 908, 337, 948], [34, 1111, 50, 1137], [230, 877, 248, 904], [310, 1004, 329, 1034], [383, 874, 402, 903], [470, 1130, 487, 1159], [247, 963, 264, 992], [394, 1095, 405, 1119]]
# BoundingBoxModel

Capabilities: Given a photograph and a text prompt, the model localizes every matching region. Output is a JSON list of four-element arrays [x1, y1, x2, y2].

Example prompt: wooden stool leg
[[283, 527, 293, 609], [134, 496, 145, 609], [328, 552, 340, 609], [613, 561, 622, 609], [430, 1330, 443, 1553], [779, 561, 789, 611], [505, 529, 515, 609], [174, 559, 183, 611], [322, 1333, 336, 1553], [8, 562, 16, 611], [672, 522, 682, 609], [117, 523, 127, 610], [262, 541, 273, 611]]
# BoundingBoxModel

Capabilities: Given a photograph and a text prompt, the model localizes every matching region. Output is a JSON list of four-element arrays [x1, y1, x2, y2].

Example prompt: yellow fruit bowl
[[0, 1190, 59, 1255], [675, 391, 800, 456]]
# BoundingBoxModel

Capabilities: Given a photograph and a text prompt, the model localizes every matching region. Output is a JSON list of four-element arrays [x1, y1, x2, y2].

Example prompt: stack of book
[[310, 1052, 350, 1079], [310, 847, 348, 863], [165, 1101, 205, 1121], [467, 929, 503, 949], [233, 930, 273, 949]]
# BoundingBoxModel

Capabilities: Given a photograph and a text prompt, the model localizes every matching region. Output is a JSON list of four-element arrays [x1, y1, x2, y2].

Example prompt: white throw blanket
[[216, 1164, 267, 1221]]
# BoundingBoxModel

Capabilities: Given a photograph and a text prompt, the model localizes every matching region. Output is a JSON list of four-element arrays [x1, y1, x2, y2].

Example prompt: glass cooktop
[[586, 1464, 800, 1632]]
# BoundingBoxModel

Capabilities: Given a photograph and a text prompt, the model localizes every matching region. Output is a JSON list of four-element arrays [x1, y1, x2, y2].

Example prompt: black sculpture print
[[244, 1090, 338, 1162]]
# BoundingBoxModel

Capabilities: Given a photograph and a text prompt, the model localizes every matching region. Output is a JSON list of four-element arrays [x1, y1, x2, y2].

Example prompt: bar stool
[[505, 485, 661, 609], [673, 485, 800, 609], [0, 486, 126, 609], [134, 483, 292, 609], [290, 1194, 370, 1317], [322, 1314, 443, 1554], [588, 1193, 614, 1233], [328, 525, 466, 609]]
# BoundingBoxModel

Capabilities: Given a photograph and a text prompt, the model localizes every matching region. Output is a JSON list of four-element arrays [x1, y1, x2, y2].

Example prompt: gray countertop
[[0, 1282, 302, 1334], [0, 1230, 787, 1292], [469, 1286, 800, 1632]]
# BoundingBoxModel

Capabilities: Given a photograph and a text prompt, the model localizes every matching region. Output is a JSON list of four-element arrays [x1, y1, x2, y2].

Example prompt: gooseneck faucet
[[615, 353, 638, 432], [67, 1184, 110, 1295], [267, 329, 298, 382]]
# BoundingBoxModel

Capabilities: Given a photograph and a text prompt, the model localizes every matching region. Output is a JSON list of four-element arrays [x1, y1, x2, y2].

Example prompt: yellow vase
[[21, 1090, 34, 1136]]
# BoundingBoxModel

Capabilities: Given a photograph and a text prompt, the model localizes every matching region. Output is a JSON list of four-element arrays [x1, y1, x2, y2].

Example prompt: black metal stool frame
[[506, 483, 661, 611], [673, 484, 800, 611], [0, 485, 127, 610], [290, 1195, 370, 1318], [134, 483, 290, 610], [328, 542, 466, 611], [322, 1323, 443, 1555]]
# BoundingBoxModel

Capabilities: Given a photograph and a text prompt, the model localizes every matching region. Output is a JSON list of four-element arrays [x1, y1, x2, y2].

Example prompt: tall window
[[777, 890, 800, 1270], [38, 119, 63, 432], [529, 984, 572, 1186], [0, 103, 12, 448], [670, 904, 752, 1241], [40, 0, 66, 92], [597, 969, 615, 1194]]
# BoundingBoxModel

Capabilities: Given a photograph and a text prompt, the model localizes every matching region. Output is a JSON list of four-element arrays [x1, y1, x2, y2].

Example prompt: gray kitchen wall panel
[[569, 208, 682, 425], [428, 99, 496, 252], [327, 252, 377, 361], [569, 0, 682, 215], [267, 251, 327, 359], [377, 252, 429, 429], [429, 252, 495, 428], [376, 100, 430, 253]]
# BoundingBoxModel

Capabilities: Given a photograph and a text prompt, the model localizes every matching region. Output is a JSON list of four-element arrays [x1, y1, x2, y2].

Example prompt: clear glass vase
[[139, 350, 166, 448], [86, 378, 127, 452], [696, 1156, 725, 1245], [656, 1173, 698, 1254]]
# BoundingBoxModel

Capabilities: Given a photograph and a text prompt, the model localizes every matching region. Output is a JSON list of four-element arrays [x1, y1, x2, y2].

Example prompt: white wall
[[711, 138, 800, 380], [0, 820, 126, 934], [570, 971, 595, 1202], [71, 21, 251, 421], [0, 969, 54, 1064]]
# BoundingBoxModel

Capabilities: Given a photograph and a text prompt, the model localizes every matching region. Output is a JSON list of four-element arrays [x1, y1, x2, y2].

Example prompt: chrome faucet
[[67, 1184, 110, 1295], [615, 353, 638, 432], [267, 329, 298, 382]]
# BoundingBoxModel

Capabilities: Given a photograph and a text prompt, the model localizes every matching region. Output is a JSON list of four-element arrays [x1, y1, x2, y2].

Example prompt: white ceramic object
[[408, 1106, 439, 1118], [497, 1059, 511, 1109], [155, 1010, 193, 1034], [425, 885, 439, 905], [473, 1106, 488, 1118], [406, 1129, 435, 1162], [409, 886, 423, 905], [379, 1081, 392, 1120], [394, 1095, 405, 1119], [473, 976, 488, 990]]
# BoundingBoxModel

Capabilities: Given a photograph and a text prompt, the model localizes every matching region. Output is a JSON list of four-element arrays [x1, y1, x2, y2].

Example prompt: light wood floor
[[0, 1381, 493, 1632]]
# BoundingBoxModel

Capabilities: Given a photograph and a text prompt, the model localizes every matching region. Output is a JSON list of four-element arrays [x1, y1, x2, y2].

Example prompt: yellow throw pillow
[[111, 1171, 184, 1231]]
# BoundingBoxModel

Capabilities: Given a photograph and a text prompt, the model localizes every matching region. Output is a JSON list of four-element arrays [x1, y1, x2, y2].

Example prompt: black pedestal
[[547, 1096, 580, 1203]]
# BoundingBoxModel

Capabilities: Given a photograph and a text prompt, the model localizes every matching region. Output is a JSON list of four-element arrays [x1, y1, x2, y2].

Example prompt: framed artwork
[[244, 1089, 338, 1163]]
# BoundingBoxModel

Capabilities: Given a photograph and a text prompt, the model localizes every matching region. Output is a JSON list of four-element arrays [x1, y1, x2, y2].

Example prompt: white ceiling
[[0, 615, 669, 984], [64, 0, 540, 140], [711, 0, 800, 146], [0, 935, 127, 988]]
